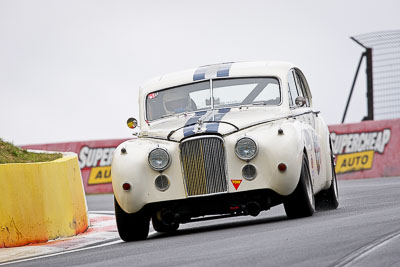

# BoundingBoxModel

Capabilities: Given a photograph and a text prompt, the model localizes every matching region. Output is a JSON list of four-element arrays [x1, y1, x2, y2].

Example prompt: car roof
[[140, 61, 297, 94]]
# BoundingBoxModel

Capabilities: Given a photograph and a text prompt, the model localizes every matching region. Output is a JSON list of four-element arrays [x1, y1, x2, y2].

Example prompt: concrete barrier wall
[[0, 155, 88, 248], [23, 139, 129, 194], [329, 118, 400, 180]]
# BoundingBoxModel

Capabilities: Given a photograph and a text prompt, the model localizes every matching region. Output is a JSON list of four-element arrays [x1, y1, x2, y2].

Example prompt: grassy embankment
[[0, 139, 62, 164]]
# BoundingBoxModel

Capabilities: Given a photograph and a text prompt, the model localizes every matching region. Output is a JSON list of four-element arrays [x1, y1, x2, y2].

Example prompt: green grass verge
[[0, 138, 62, 164]]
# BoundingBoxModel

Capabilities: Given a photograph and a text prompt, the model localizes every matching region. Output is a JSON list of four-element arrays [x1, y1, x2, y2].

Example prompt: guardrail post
[[365, 47, 374, 121]]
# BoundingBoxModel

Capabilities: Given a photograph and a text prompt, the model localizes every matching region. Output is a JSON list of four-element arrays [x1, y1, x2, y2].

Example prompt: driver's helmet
[[163, 91, 193, 114]]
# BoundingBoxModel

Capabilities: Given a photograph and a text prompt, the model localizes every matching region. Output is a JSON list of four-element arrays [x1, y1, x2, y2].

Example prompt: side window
[[288, 70, 298, 107], [294, 71, 310, 107]]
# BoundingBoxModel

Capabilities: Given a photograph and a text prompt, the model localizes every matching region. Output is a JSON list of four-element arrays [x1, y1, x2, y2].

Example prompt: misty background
[[1, 0, 399, 145]]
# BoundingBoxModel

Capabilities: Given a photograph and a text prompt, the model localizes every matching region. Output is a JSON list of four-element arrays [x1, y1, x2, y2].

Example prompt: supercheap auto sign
[[79, 146, 115, 185], [331, 129, 391, 174], [22, 139, 129, 194], [329, 118, 400, 180]]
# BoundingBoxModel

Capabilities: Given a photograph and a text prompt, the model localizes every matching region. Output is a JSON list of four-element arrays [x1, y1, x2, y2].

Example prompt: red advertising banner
[[22, 139, 130, 194], [329, 118, 400, 180], [21, 118, 400, 193]]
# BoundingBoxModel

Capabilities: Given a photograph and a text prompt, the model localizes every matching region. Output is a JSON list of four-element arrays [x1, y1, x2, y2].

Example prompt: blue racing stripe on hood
[[203, 122, 219, 133], [217, 107, 231, 114], [182, 108, 232, 137], [183, 117, 198, 137], [195, 110, 207, 116], [183, 112, 208, 137], [204, 108, 231, 133]]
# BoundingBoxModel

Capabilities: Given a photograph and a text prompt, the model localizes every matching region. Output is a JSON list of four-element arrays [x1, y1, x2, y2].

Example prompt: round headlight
[[148, 148, 171, 171], [235, 137, 258, 161]]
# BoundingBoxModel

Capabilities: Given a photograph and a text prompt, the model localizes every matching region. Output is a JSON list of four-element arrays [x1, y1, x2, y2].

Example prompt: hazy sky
[[1, 0, 399, 145]]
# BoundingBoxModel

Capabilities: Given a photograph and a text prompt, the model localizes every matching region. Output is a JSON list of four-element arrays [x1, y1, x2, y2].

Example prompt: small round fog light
[[122, 183, 131, 191], [155, 175, 170, 191], [242, 164, 257, 180]]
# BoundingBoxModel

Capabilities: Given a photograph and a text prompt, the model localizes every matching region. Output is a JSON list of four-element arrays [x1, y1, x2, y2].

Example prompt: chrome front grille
[[180, 136, 228, 196]]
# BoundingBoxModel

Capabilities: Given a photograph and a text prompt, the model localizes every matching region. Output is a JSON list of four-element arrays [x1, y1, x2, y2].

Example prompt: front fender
[[225, 120, 305, 196], [112, 138, 186, 214]]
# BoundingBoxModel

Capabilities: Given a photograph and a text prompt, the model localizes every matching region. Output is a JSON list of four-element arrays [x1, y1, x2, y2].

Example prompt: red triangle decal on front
[[231, 179, 242, 190]]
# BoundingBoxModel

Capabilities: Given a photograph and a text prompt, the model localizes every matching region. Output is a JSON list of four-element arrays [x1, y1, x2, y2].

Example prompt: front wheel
[[114, 197, 150, 241], [284, 154, 315, 219]]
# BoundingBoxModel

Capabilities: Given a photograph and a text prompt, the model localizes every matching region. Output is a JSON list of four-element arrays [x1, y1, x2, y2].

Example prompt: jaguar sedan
[[112, 61, 339, 241]]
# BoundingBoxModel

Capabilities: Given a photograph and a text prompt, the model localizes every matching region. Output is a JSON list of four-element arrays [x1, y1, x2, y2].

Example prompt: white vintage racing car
[[112, 61, 339, 241]]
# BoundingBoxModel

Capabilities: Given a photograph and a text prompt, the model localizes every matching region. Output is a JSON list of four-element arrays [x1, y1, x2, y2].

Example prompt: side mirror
[[127, 118, 138, 129], [295, 96, 306, 107]]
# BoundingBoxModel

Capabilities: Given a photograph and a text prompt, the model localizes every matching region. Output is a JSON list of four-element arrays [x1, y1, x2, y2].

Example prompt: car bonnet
[[140, 106, 288, 141]]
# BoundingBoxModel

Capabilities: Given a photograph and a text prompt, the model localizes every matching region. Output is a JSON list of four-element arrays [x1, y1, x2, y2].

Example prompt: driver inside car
[[163, 91, 196, 114]]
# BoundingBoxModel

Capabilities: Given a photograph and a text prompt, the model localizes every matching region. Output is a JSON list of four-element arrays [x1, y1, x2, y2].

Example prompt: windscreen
[[212, 78, 280, 107], [146, 77, 280, 121]]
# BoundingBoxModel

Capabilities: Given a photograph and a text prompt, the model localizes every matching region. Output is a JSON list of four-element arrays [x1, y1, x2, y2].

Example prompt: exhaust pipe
[[246, 201, 261, 217]]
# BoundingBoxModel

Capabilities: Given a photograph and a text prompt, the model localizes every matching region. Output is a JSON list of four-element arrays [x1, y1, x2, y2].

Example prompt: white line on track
[[332, 228, 400, 267], [88, 211, 115, 215], [0, 231, 157, 266]]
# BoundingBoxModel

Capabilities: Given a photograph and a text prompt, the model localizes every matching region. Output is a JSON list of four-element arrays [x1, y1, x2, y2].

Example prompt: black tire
[[284, 154, 315, 219], [114, 197, 150, 241], [315, 151, 339, 210], [151, 216, 179, 233]]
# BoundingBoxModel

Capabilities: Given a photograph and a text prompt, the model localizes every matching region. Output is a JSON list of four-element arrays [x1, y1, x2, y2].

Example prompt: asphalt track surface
[[8, 177, 400, 266]]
